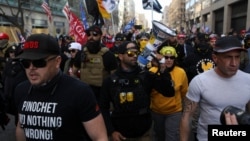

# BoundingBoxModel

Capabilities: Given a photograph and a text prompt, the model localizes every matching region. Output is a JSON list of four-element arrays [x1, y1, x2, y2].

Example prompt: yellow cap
[[159, 46, 178, 58]]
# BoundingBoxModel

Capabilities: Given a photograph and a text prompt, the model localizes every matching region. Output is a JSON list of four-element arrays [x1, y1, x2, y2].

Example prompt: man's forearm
[[16, 122, 26, 141]]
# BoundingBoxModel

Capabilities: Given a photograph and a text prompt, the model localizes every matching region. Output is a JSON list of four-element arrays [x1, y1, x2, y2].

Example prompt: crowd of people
[[0, 24, 250, 141]]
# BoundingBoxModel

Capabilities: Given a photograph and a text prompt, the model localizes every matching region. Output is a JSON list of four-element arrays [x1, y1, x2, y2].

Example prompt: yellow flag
[[97, 0, 111, 19]]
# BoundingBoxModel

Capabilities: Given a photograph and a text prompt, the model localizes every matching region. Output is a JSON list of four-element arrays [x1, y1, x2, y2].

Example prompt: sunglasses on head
[[126, 50, 140, 57], [86, 31, 99, 37], [69, 49, 77, 53], [21, 56, 57, 69], [165, 56, 175, 60]]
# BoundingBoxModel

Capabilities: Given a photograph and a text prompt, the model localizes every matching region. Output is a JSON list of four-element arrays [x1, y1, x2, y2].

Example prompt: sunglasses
[[21, 56, 57, 69], [86, 31, 99, 37], [9, 51, 15, 53], [115, 38, 124, 41], [69, 49, 77, 53], [126, 50, 140, 57], [140, 39, 149, 41], [165, 56, 175, 60]]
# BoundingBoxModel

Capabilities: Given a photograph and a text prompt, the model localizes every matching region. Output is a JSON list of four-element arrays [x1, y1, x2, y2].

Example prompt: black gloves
[[153, 70, 175, 97]]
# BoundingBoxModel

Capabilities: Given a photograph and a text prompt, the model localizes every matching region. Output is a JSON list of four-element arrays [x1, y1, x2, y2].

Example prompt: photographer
[[225, 113, 238, 125]]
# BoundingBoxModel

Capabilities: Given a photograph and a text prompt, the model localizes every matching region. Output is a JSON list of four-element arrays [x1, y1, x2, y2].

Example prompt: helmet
[[0, 32, 9, 40]]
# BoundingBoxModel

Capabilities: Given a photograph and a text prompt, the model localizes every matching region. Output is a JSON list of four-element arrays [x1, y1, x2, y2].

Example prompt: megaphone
[[137, 21, 175, 69], [151, 20, 177, 46], [137, 42, 165, 69]]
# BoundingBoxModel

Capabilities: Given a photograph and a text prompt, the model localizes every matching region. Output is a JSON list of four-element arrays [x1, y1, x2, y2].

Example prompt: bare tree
[[0, 0, 26, 35]]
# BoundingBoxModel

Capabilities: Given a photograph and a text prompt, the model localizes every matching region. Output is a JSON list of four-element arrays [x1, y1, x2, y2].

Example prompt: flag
[[16, 30, 26, 43], [85, 0, 99, 18], [62, 2, 70, 20], [97, 0, 111, 19], [142, 0, 162, 13], [62, 2, 88, 45], [85, 0, 104, 27], [93, 14, 104, 27], [80, 0, 89, 29], [102, 0, 117, 13], [123, 18, 135, 33], [41, 0, 52, 23]]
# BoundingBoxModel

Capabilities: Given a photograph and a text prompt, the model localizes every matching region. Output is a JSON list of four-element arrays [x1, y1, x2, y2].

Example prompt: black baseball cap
[[16, 34, 60, 60], [117, 41, 139, 54], [213, 36, 246, 53], [115, 33, 126, 41], [85, 25, 103, 35]]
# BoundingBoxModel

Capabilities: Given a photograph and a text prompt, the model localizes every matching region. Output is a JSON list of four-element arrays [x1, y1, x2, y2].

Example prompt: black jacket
[[100, 65, 174, 138]]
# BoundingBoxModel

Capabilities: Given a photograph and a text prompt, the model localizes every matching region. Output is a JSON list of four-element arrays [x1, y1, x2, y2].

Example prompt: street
[[0, 114, 16, 141]]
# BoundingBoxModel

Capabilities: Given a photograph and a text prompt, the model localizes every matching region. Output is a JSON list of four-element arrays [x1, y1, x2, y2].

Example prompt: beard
[[86, 40, 101, 54]]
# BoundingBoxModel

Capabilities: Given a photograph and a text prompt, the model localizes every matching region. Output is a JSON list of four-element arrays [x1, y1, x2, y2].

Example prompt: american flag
[[41, 0, 52, 23], [62, 2, 71, 21], [15, 30, 26, 43]]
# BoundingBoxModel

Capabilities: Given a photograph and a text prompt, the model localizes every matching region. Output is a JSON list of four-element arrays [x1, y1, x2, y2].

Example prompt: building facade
[[166, 0, 249, 35]]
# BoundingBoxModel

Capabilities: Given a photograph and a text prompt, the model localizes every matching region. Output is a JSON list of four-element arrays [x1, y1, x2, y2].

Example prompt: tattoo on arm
[[183, 97, 196, 113]]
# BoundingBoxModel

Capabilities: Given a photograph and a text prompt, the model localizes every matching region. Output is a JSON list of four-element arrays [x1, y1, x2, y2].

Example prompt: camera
[[220, 105, 250, 125]]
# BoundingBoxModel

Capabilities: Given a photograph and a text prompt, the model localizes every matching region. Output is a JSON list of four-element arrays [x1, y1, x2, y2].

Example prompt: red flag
[[41, 0, 52, 23], [63, 3, 87, 45]]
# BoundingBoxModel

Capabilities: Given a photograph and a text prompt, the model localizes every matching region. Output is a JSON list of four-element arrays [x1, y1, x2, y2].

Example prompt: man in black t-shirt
[[14, 34, 108, 141]]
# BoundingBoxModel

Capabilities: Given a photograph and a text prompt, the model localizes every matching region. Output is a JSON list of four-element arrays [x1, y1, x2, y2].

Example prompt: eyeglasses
[[69, 49, 77, 53], [87, 31, 99, 37], [9, 51, 15, 53], [21, 56, 57, 69], [126, 50, 140, 57], [165, 56, 175, 60]]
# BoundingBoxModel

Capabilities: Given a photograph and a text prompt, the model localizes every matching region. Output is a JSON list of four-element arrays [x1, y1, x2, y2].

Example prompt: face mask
[[139, 40, 148, 51], [0, 39, 8, 49], [86, 40, 101, 54]]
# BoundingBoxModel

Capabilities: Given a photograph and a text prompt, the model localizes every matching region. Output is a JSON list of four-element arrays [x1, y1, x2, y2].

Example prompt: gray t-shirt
[[187, 69, 250, 141]]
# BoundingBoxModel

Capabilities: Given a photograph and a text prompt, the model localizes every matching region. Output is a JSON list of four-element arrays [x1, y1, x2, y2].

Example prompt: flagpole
[[82, 0, 88, 15], [111, 12, 115, 35], [151, 0, 153, 28]]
